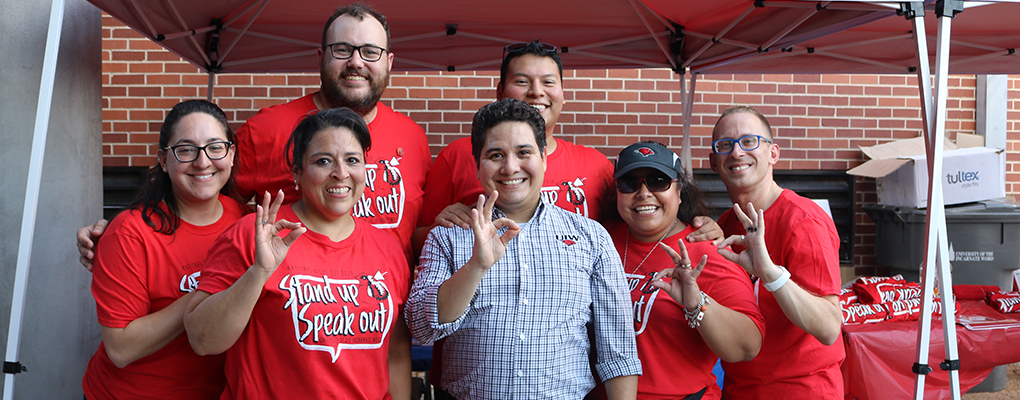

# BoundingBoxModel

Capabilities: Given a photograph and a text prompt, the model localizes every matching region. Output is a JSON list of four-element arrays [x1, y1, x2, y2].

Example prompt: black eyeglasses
[[503, 42, 557, 58], [163, 141, 232, 163], [327, 43, 388, 62], [616, 175, 677, 194], [712, 135, 773, 154]]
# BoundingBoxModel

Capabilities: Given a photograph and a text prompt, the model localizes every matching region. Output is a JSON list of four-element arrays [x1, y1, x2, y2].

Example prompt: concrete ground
[[963, 363, 1020, 399]]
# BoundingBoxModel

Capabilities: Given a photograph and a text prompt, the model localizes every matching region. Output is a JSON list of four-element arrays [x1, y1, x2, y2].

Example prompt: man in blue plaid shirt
[[407, 98, 641, 399]]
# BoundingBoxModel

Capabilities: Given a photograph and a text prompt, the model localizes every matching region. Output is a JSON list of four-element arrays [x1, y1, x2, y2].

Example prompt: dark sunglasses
[[503, 42, 557, 58], [616, 175, 677, 194]]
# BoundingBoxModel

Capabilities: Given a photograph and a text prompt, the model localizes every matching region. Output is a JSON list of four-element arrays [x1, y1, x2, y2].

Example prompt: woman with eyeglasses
[[83, 100, 245, 399], [183, 108, 411, 399], [598, 141, 765, 400]]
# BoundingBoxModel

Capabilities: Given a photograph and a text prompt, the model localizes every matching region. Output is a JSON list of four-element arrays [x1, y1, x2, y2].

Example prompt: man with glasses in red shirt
[[710, 106, 844, 399]]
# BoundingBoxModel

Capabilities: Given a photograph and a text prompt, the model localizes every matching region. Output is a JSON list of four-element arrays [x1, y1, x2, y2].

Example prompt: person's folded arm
[[102, 292, 194, 368]]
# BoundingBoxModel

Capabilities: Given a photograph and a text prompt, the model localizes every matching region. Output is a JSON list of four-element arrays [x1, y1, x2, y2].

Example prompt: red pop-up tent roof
[[86, 0, 1020, 75], [665, 1, 1020, 74]]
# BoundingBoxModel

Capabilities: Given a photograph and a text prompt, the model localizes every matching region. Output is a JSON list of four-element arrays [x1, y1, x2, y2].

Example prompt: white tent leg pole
[[930, 7, 961, 399], [3, 0, 64, 398], [207, 72, 215, 102], [911, 2, 962, 398], [909, 7, 936, 399]]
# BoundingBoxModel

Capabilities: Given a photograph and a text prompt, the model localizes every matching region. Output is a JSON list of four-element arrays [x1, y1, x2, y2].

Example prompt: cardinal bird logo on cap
[[562, 240, 576, 246], [636, 147, 655, 157]]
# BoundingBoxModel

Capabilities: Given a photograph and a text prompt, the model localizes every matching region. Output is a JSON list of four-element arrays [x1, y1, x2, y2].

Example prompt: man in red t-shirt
[[710, 106, 845, 399], [411, 40, 615, 255], [78, 4, 430, 266]]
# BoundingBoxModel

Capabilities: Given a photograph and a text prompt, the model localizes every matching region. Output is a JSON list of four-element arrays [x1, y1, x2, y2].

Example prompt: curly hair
[[470, 98, 546, 164]]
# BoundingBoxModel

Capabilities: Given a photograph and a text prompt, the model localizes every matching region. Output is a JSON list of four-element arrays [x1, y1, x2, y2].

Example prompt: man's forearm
[[435, 261, 488, 323], [603, 375, 638, 400], [771, 282, 842, 345]]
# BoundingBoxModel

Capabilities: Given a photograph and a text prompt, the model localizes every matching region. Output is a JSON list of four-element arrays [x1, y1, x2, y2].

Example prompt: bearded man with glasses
[[709, 106, 844, 399], [228, 2, 430, 266]]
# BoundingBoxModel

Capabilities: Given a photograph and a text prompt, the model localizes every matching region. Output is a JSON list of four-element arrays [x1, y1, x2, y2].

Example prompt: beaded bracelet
[[684, 291, 710, 328]]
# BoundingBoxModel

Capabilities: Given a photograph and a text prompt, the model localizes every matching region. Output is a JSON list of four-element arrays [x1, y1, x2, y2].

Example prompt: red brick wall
[[101, 14, 1020, 272]]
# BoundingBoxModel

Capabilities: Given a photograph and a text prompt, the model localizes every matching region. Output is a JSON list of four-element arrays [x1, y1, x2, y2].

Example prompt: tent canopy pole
[[3, 0, 65, 398]]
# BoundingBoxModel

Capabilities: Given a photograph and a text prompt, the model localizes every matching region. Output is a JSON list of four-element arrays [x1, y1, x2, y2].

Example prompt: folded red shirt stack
[[840, 275, 979, 325], [986, 291, 1020, 313]]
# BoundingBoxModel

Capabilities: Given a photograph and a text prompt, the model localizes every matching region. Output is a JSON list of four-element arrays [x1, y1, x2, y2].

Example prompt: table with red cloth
[[842, 300, 1020, 400]]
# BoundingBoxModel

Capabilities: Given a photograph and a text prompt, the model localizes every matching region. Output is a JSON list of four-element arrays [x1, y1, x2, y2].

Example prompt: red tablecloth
[[842, 300, 1020, 400]]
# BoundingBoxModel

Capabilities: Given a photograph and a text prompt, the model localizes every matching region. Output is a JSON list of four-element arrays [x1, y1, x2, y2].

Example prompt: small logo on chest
[[555, 234, 581, 247]]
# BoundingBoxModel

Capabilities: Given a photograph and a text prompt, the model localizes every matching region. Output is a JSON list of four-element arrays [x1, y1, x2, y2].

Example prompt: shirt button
[[519, 334, 526, 341], [521, 262, 528, 269], [522, 298, 529, 305], [517, 370, 524, 377]]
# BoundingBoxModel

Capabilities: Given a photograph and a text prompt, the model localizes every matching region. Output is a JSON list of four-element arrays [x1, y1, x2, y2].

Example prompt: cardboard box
[[848, 137, 1006, 208]]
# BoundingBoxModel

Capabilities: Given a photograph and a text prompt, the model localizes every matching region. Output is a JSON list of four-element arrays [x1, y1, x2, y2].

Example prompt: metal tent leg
[[207, 72, 215, 102], [907, 1, 964, 399], [3, 0, 64, 398], [677, 71, 697, 177]]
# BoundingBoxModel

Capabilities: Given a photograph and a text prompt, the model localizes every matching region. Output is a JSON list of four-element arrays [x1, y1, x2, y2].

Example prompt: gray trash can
[[864, 199, 1020, 392]]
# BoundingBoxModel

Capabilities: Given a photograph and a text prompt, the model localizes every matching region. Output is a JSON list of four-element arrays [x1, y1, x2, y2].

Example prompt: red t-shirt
[[197, 205, 410, 400], [417, 137, 614, 228], [83, 195, 245, 400], [234, 94, 431, 262], [592, 222, 764, 400], [719, 189, 845, 399]]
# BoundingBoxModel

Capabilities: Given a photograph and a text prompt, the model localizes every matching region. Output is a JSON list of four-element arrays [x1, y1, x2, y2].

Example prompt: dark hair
[[470, 98, 546, 164], [500, 39, 563, 85], [131, 100, 236, 235], [285, 107, 372, 173], [603, 140, 710, 225], [322, 3, 391, 49], [713, 106, 774, 140]]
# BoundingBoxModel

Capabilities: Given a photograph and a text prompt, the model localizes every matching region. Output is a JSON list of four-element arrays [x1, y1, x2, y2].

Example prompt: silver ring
[[261, 220, 268, 225], [740, 235, 745, 241], [680, 263, 692, 269]]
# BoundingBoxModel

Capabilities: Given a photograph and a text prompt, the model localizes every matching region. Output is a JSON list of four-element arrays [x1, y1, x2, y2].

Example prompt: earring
[[295, 181, 299, 191]]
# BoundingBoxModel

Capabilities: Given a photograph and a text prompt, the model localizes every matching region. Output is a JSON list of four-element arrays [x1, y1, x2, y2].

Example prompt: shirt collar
[[492, 199, 550, 225]]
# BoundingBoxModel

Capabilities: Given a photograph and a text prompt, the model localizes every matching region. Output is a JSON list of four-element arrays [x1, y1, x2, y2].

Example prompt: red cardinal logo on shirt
[[636, 147, 654, 157], [562, 240, 576, 246]]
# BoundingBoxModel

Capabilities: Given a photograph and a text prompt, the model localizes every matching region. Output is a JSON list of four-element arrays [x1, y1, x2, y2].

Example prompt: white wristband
[[763, 266, 791, 292]]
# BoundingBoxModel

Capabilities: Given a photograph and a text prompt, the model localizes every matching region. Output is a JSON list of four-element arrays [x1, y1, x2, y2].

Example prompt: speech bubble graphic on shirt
[[279, 272, 393, 363]]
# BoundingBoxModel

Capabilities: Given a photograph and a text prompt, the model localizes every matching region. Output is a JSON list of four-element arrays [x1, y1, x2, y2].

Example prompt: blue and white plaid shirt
[[407, 201, 641, 399]]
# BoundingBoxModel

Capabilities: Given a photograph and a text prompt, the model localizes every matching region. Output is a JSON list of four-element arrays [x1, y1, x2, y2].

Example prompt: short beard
[[320, 68, 389, 116]]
